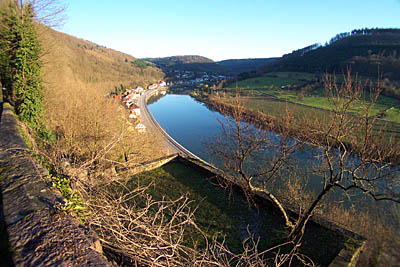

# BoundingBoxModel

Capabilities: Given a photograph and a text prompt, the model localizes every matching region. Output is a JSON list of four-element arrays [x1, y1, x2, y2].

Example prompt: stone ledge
[[0, 105, 113, 266]]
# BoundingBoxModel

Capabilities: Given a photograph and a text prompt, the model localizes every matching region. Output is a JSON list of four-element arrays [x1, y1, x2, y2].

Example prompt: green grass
[[122, 161, 285, 253], [225, 72, 400, 123], [109, 160, 347, 265], [220, 95, 400, 140], [227, 72, 318, 91], [262, 89, 400, 122]]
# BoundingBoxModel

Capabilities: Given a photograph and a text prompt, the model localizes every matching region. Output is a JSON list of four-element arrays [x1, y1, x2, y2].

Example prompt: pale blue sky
[[60, 0, 400, 61]]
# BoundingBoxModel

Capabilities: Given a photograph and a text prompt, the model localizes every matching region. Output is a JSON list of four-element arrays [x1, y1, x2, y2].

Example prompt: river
[[148, 93, 400, 227], [148, 94, 227, 162]]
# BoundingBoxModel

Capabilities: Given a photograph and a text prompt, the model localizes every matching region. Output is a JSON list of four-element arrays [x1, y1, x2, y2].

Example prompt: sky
[[60, 0, 400, 61]]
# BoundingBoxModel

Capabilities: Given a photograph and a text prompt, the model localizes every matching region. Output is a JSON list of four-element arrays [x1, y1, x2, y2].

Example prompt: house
[[131, 104, 141, 116], [131, 92, 140, 99], [148, 83, 158, 90], [126, 99, 133, 108], [135, 86, 144, 93], [135, 123, 146, 133], [159, 81, 167, 87], [124, 91, 140, 103], [129, 104, 141, 119]]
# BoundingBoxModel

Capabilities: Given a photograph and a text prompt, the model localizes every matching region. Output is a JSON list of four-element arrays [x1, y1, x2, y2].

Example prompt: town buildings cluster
[[167, 70, 228, 89], [113, 81, 167, 132]]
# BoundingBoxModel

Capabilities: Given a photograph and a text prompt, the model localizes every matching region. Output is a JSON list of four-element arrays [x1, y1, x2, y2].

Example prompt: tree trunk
[[288, 183, 334, 241], [248, 180, 295, 231]]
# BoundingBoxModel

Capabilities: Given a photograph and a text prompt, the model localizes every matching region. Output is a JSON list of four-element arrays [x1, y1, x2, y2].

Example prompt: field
[[225, 72, 400, 123], [215, 95, 400, 140], [226, 72, 318, 90], [111, 159, 351, 266]]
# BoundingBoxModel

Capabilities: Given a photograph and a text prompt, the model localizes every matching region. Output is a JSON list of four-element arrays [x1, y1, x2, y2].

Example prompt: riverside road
[[138, 88, 199, 158]]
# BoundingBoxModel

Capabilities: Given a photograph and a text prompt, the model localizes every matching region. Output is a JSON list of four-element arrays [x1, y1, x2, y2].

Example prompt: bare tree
[[210, 94, 301, 231], [29, 0, 67, 28], [79, 170, 315, 266], [210, 72, 400, 242], [12, 0, 67, 28]]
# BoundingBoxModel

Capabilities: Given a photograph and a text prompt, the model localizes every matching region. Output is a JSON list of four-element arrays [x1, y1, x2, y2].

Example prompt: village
[[165, 70, 229, 91], [112, 80, 167, 132]]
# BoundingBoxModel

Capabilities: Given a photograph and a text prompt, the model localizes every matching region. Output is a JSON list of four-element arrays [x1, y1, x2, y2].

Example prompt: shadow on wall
[[0, 87, 4, 123], [0, 100, 3, 124]]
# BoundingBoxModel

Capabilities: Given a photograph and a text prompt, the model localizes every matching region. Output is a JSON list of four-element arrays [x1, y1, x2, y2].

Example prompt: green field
[[225, 72, 400, 123], [109, 160, 349, 265], [218, 95, 400, 140], [226, 72, 319, 90]]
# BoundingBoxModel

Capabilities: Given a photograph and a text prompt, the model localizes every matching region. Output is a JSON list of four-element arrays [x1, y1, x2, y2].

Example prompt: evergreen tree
[[1, 3, 44, 130]]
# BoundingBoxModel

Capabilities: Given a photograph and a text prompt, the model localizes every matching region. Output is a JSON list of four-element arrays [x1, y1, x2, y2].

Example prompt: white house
[[131, 104, 141, 116], [135, 123, 146, 133], [135, 86, 144, 93], [128, 104, 141, 119], [148, 83, 158, 90]]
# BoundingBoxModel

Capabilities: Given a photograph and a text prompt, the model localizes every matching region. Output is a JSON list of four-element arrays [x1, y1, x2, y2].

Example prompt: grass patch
[[224, 72, 400, 123], [218, 95, 400, 140], [110, 160, 347, 266], [226, 72, 318, 91]]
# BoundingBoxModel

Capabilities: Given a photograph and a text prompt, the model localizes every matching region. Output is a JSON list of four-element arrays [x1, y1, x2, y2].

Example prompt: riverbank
[[195, 94, 400, 164], [0, 90, 396, 265], [99, 152, 365, 266], [148, 92, 399, 265]]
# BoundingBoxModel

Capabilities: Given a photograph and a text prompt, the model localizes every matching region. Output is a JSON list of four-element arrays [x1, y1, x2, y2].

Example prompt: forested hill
[[145, 55, 227, 74], [147, 55, 214, 64], [218, 58, 277, 75], [258, 28, 400, 80], [145, 55, 277, 75]]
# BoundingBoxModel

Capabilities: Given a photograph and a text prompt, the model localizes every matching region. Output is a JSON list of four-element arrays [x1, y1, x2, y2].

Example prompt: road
[[138, 88, 200, 158]]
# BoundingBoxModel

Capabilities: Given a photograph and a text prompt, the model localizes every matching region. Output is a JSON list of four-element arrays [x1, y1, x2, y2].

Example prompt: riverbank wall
[[144, 92, 366, 265], [146, 153, 366, 267]]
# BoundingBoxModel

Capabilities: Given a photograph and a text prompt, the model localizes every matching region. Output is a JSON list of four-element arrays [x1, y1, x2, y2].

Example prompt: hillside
[[145, 55, 227, 74], [218, 58, 277, 75], [258, 28, 400, 80], [146, 55, 278, 76], [146, 55, 214, 64], [40, 27, 164, 94], [37, 26, 165, 164]]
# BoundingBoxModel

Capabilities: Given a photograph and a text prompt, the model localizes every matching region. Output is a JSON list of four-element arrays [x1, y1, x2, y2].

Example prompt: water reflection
[[148, 94, 400, 227]]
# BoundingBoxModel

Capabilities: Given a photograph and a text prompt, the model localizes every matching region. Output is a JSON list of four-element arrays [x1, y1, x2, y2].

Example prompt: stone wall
[[0, 104, 114, 266]]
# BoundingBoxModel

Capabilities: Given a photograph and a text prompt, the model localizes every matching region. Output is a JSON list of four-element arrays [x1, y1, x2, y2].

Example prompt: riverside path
[[138, 88, 200, 159]]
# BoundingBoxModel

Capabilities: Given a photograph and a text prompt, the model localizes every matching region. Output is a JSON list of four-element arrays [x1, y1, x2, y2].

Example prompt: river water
[[148, 93, 400, 226], [148, 94, 227, 162]]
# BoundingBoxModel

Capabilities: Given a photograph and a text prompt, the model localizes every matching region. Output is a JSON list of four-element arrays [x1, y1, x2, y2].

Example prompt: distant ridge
[[145, 55, 214, 64], [145, 55, 277, 75], [144, 55, 226, 74], [257, 28, 400, 80], [218, 58, 277, 75]]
